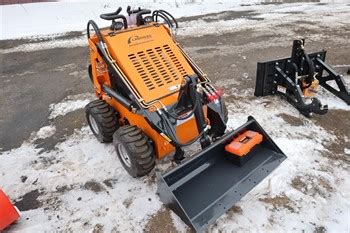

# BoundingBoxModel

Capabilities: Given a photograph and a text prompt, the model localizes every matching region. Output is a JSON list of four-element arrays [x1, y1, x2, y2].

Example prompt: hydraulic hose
[[158, 9, 178, 28], [87, 20, 104, 43], [152, 10, 178, 29], [153, 11, 169, 25], [152, 12, 172, 28]]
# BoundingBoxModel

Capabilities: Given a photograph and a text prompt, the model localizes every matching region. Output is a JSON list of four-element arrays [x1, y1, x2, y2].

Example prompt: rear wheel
[[113, 125, 155, 177], [85, 100, 118, 142]]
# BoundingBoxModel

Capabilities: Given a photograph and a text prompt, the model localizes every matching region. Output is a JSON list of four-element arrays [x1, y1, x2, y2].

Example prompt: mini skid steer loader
[[85, 7, 286, 232], [255, 39, 350, 117]]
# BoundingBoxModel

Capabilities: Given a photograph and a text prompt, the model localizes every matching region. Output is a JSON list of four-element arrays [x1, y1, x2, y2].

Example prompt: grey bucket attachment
[[157, 116, 286, 232]]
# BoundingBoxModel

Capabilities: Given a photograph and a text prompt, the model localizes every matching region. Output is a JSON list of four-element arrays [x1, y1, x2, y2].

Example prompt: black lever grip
[[127, 6, 143, 15], [136, 10, 152, 26], [100, 8, 128, 29], [100, 7, 122, 20]]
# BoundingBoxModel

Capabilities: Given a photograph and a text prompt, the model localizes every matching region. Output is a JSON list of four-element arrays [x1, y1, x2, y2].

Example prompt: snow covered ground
[[1, 1, 350, 54], [1, 0, 258, 40], [1, 0, 350, 232], [1, 0, 349, 40], [2, 84, 349, 232]]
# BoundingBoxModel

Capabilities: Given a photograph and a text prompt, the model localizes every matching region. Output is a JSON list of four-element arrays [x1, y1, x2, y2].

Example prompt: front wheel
[[85, 100, 119, 142], [113, 125, 155, 177]]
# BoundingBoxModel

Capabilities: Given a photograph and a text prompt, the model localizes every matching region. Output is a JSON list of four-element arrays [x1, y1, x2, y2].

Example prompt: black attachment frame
[[255, 39, 350, 117], [316, 58, 350, 105], [157, 75, 211, 148]]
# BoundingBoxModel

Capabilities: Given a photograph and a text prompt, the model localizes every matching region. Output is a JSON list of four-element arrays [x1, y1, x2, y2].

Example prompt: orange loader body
[[85, 7, 287, 232], [88, 24, 207, 159]]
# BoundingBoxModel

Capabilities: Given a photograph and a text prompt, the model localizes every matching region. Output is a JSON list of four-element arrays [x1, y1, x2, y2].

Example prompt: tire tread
[[85, 100, 118, 142], [113, 125, 155, 177]]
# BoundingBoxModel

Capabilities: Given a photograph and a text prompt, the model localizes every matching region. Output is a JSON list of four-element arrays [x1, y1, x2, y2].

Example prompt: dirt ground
[[1, 2, 349, 232]]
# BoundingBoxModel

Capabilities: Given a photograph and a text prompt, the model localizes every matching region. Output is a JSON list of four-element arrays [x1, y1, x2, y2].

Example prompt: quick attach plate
[[255, 51, 326, 97]]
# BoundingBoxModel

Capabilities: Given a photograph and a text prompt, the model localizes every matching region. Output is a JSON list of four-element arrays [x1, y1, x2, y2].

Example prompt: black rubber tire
[[85, 100, 118, 142], [113, 125, 155, 177]]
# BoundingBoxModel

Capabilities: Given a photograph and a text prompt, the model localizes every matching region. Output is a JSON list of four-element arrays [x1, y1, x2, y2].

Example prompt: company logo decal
[[127, 35, 153, 46]]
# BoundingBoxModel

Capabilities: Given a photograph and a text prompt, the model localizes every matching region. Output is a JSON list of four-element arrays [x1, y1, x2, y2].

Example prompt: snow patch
[[1, 1, 259, 40], [0, 36, 86, 54], [33, 125, 56, 140], [345, 148, 350, 155], [317, 76, 350, 111], [170, 211, 190, 232], [3, 89, 346, 232], [176, 2, 350, 38], [49, 93, 95, 119], [321, 95, 350, 111], [2, 2, 349, 53], [1, 126, 162, 232]]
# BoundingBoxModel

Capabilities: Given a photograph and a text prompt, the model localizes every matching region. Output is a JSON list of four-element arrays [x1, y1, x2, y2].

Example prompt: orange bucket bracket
[[0, 189, 20, 230]]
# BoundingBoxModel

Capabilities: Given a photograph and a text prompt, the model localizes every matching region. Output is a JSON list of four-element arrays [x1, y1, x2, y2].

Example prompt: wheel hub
[[117, 144, 131, 168], [89, 115, 100, 135]]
